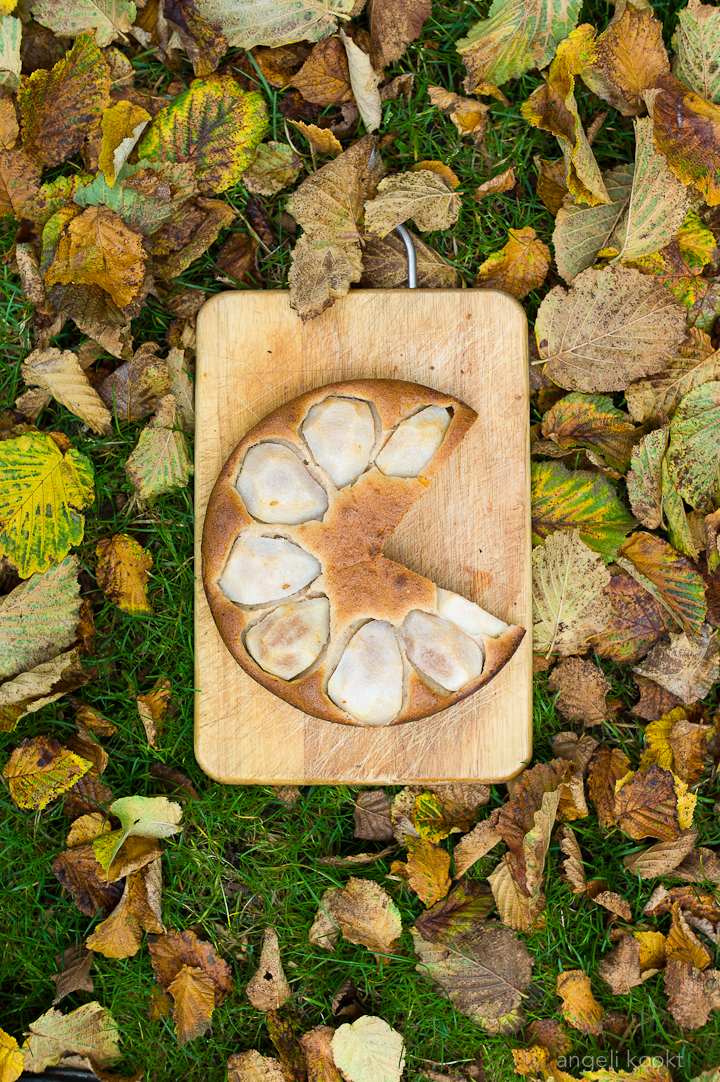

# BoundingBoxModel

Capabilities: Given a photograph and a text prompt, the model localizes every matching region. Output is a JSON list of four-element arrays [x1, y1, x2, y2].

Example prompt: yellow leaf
[[86, 858, 163, 959], [96, 534, 153, 616], [2, 735, 91, 810], [581, 1, 670, 115], [639, 709, 684, 770], [0, 1027, 23, 1082], [427, 85, 488, 141], [673, 774, 697, 830], [137, 677, 171, 748], [647, 75, 720, 206], [557, 969, 604, 1034], [20, 347, 111, 434], [633, 929, 666, 971], [475, 226, 550, 299], [666, 902, 712, 969], [288, 120, 342, 157], [98, 100, 151, 186], [393, 837, 451, 907], [46, 204, 146, 308]]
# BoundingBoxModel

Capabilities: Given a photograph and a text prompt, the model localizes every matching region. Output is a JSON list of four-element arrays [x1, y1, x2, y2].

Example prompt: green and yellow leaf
[[618, 531, 707, 634], [666, 382, 720, 512], [580, 0, 669, 116], [2, 735, 91, 810], [30, 0, 137, 48], [0, 555, 81, 681], [125, 395, 193, 500], [475, 226, 550, 299], [672, 0, 720, 104], [98, 100, 151, 186], [532, 460, 636, 560], [553, 163, 633, 284], [532, 529, 612, 657], [541, 392, 636, 472], [647, 75, 720, 206]]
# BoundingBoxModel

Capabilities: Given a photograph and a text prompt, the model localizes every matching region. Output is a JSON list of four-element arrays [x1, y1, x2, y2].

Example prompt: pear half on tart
[[202, 378, 525, 727]]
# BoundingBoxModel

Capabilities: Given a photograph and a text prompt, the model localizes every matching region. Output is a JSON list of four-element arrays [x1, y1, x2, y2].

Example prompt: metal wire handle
[[395, 224, 417, 289]]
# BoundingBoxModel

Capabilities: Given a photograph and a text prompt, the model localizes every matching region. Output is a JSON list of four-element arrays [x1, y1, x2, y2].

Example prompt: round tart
[[202, 378, 525, 726]]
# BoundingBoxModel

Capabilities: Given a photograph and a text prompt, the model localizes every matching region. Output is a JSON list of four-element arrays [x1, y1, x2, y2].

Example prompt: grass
[[1, 1, 719, 1080]]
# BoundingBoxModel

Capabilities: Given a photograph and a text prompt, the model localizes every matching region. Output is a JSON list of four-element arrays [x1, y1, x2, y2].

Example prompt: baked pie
[[202, 379, 524, 726]]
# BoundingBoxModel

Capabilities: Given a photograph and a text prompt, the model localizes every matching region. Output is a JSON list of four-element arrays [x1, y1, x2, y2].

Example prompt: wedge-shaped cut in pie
[[202, 378, 525, 726]]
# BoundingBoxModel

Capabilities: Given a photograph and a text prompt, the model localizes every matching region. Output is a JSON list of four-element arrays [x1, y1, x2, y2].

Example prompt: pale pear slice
[[402, 609, 484, 693], [327, 620, 404, 724], [302, 397, 375, 488], [375, 406, 451, 477], [246, 597, 330, 679], [237, 443, 328, 524], [436, 588, 509, 638], [219, 535, 321, 606]]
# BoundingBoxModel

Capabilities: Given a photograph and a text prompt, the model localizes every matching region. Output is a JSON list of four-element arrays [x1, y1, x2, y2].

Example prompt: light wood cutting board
[[194, 288, 531, 785]]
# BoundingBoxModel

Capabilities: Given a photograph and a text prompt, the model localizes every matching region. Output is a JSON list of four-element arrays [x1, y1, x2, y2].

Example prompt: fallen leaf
[[319, 845, 398, 868], [288, 235, 363, 321], [618, 532, 707, 634], [168, 964, 216, 1046], [634, 625, 719, 703], [541, 392, 636, 472], [451, 809, 502, 878], [266, 1009, 306, 1082], [136, 678, 171, 748], [354, 790, 393, 841], [149, 763, 199, 801], [414, 880, 494, 940], [412, 922, 533, 1034], [623, 830, 699, 878], [98, 99, 151, 186], [513, 1047, 551, 1077], [309, 888, 340, 952], [99, 794, 181, 870], [626, 428, 667, 530], [427, 86, 490, 142], [475, 168, 515, 199], [628, 345, 720, 426], [361, 229, 458, 289], [228, 1051, 286, 1082], [557, 823, 586, 894], [22, 1001, 121, 1073], [629, 209, 719, 311], [340, 30, 381, 133], [536, 156, 569, 215], [288, 121, 342, 157], [0, 14, 20, 93], [633, 929, 667, 973], [19, 33, 111, 166], [548, 657, 611, 725], [456, 0, 582, 92], [390, 837, 451, 907], [97, 343, 170, 423], [20, 347, 111, 434], [647, 75, 720, 206], [550, 732, 599, 776], [525, 1018, 573, 1058], [581, 1, 669, 115], [46, 204, 146, 309], [194, 0, 355, 49], [532, 462, 635, 560], [535, 265, 688, 393], [532, 529, 612, 657], [63, 773, 114, 819], [331, 1017, 405, 1082], [30, 0, 137, 48], [587, 743, 631, 828], [52, 844, 123, 917], [553, 164, 633, 284], [614, 765, 685, 840], [242, 140, 301, 197], [521, 26, 609, 206], [664, 958, 720, 1029], [498, 760, 569, 890], [666, 382, 720, 512], [594, 890, 633, 921], [94, 833, 163, 882], [591, 576, 672, 664], [0, 647, 88, 731], [557, 969, 604, 1034], [3, 735, 91, 810], [412, 792, 476, 841], [74, 160, 198, 240], [0, 556, 81, 682], [0, 147, 42, 218], [475, 227, 550, 299], [65, 717, 108, 777], [324, 878, 402, 956], [246, 927, 291, 1011], [0, 431, 94, 577], [166, 347, 195, 431], [66, 811, 113, 848], [672, 0, 720, 103], [148, 927, 232, 1002], [291, 37, 352, 107], [125, 394, 194, 500], [300, 1026, 342, 1082], [367, 0, 430, 69], [96, 534, 153, 616], [666, 902, 713, 969], [598, 933, 644, 994], [164, 0, 228, 78], [51, 946, 94, 1005], [365, 170, 460, 238], [139, 74, 267, 194], [86, 857, 164, 959]]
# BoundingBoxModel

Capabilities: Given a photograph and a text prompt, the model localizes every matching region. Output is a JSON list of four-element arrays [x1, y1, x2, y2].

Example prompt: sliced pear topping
[[219, 535, 320, 606], [302, 397, 375, 488], [327, 620, 404, 725], [375, 406, 451, 477], [246, 597, 330, 680], [402, 609, 484, 693], [436, 588, 509, 638], [237, 443, 328, 523]]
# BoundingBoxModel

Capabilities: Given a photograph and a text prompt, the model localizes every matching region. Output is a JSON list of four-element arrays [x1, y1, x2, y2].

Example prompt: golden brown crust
[[202, 378, 524, 726]]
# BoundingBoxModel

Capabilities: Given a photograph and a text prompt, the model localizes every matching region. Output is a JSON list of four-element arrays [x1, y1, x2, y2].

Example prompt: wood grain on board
[[194, 289, 531, 785]]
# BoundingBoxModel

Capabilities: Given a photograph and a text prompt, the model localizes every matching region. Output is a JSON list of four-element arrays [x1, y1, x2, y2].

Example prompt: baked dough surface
[[202, 378, 525, 726]]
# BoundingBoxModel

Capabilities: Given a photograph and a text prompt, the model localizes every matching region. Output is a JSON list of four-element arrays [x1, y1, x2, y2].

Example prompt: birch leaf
[[553, 163, 633, 284], [21, 348, 111, 435], [192, 0, 354, 49], [532, 530, 612, 657], [0, 433, 94, 578], [125, 394, 193, 500], [365, 170, 460, 238], [0, 556, 81, 681], [535, 265, 688, 393], [672, 0, 720, 104]]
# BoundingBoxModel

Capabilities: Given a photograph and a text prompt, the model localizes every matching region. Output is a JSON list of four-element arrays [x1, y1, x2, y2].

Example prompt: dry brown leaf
[[475, 227, 550, 300], [51, 946, 94, 1005], [673, 847, 720, 883], [148, 928, 232, 1003], [668, 716, 712, 783], [309, 888, 340, 952], [86, 857, 164, 959], [452, 808, 502, 878], [136, 678, 171, 749], [664, 958, 720, 1029], [594, 890, 633, 921], [324, 877, 402, 956], [557, 824, 586, 894], [96, 534, 153, 617], [427, 85, 489, 143], [666, 902, 713, 969], [52, 845, 123, 918], [365, 169, 460, 238], [587, 743, 631, 828], [319, 844, 398, 868], [498, 760, 568, 884], [532, 530, 613, 658], [288, 120, 342, 157], [361, 228, 458, 289], [556, 969, 604, 1034], [66, 812, 112, 849], [548, 657, 611, 726], [300, 1026, 342, 1082], [168, 964, 216, 1046], [536, 157, 569, 215], [97, 343, 170, 425], [526, 1018, 573, 1058], [614, 764, 684, 840], [633, 929, 666, 972], [354, 790, 393, 841], [71, 700, 117, 739], [46, 205, 146, 308], [20, 347, 111, 434], [550, 732, 599, 776], [413, 880, 494, 943], [623, 829, 699, 877], [647, 75, 720, 206], [65, 721, 108, 778], [647, 885, 720, 923], [288, 235, 363, 321], [367, 0, 431, 69], [488, 854, 544, 933], [242, 140, 302, 197], [598, 933, 644, 994], [291, 37, 352, 107], [633, 674, 683, 720], [228, 1051, 286, 1082], [618, 531, 707, 635], [339, 29, 381, 132], [591, 576, 673, 666], [634, 625, 719, 704], [245, 927, 291, 1011], [475, 168, 515, 199]]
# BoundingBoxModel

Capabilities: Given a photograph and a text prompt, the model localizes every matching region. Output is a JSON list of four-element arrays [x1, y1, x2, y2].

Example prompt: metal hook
[[395, 224, 417, 289]]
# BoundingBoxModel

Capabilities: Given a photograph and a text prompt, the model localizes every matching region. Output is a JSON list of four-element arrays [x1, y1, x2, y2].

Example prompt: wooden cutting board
[[194, 288, 531, 785]]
